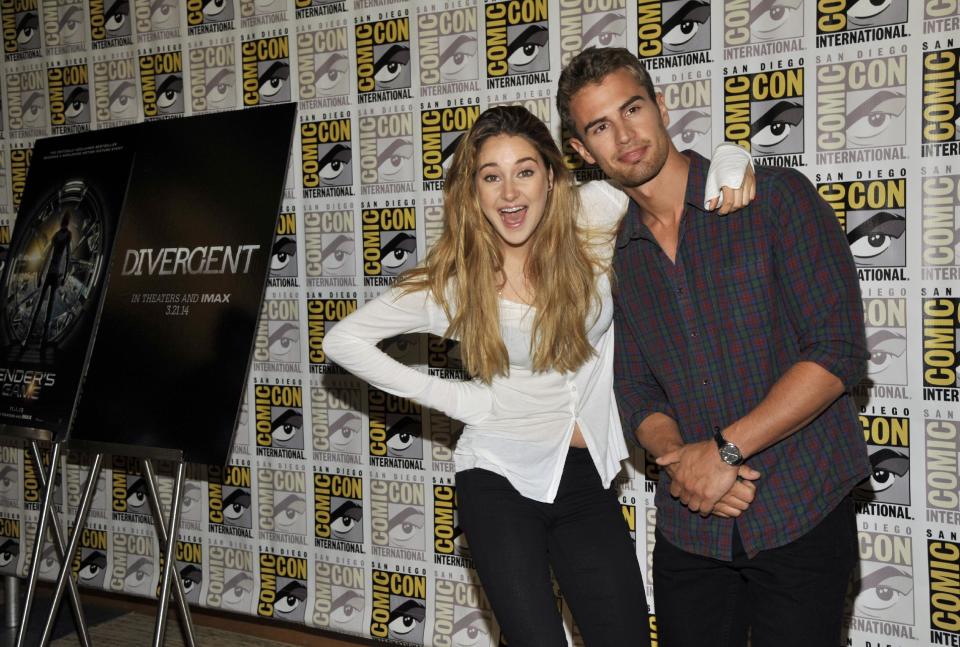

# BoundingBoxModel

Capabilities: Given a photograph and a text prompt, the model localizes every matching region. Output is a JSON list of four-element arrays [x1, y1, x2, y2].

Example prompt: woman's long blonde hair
[[399, 106, 602, 383]]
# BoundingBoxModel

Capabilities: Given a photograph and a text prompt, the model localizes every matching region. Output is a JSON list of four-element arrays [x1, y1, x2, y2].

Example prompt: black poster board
[[74, 103, 296, 465], [0, 130, 135, 438]]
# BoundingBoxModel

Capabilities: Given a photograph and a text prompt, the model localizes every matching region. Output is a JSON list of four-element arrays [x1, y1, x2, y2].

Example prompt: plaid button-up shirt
[[613, 152, 870, 560]]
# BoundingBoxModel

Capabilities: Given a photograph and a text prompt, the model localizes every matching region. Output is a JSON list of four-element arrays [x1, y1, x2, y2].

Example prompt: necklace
[[499, 270, 532, 304]]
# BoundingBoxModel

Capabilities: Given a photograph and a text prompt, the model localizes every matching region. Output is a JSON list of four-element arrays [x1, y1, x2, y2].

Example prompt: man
[[557, 47, 869, 646]]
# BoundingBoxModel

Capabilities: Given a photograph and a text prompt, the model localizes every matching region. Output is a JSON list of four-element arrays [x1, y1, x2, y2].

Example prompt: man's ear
[[568, 137, 597, 165], [656, 92, 670, 127]]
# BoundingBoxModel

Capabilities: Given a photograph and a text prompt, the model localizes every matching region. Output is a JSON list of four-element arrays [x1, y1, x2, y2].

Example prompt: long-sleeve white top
[[322, 145, 751, 503]]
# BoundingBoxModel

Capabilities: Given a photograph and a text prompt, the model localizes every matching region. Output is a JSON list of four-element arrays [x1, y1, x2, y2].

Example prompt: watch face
[[719, 443, 742, 465], [1, 179, 107, 348]]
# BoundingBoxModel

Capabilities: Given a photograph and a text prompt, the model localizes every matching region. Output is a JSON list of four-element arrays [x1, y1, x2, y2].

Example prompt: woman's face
[[474, 134, 552, 254]]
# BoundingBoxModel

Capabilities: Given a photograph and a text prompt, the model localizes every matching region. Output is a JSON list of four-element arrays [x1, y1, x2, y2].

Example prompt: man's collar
[[616, 150, 710, 248]]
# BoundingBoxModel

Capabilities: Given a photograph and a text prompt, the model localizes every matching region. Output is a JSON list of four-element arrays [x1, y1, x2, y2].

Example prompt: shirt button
[[676, 287, 683, 295], [690, 331, 698, 338], [702, 378, 710, 385]]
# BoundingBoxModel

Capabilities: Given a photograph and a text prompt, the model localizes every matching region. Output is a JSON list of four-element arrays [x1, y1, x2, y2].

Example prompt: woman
[[322, 106, 752, 646]]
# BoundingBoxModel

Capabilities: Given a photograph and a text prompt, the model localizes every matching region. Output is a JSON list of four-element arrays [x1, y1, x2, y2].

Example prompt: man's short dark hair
[[557, 47, 657, 139]]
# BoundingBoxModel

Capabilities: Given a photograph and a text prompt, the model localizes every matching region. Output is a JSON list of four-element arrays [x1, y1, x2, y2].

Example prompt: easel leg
[[37, 451, 102, 647], [148, 460, 189, 647]]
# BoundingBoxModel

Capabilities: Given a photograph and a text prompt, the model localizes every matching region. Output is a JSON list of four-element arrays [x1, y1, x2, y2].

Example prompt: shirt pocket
[[705, 255, 771, 333]]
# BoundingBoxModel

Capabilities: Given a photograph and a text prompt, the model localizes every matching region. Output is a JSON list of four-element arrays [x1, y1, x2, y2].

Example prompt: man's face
[[568, 68, 672, 188]]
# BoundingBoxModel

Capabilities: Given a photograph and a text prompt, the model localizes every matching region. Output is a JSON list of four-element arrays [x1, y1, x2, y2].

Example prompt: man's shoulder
[[754, 164, 815, 197]]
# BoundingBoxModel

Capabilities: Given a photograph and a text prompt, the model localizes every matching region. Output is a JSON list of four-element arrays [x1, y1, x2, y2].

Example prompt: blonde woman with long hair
[[322, 106, 753, 645]]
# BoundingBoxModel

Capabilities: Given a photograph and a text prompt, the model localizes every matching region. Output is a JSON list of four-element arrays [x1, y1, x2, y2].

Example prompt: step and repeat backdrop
[[0, 0, 956, 645]]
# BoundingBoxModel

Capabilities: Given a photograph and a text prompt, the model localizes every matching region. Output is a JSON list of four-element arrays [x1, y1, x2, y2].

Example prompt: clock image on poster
[[1, 179, 108, 350]]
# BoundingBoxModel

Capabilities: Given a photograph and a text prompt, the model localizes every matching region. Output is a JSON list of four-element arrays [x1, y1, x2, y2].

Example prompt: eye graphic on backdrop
[[182, 482, 201, 517], [204, 69, 235, 110], [846, 91, 906, 148], [452, 609, 490, 647], [318, 144, 351, 185], [847, 211, 905, 260], [330, 590, 364, 627], [320, 234, 354, 275], [314, 53, 349, 93], [865, 329, 906, 377], [330, 500, 362, 541], [150, 0, 177, 29], [78, 551, 107, 581], [441, 133, 464, 174], [847, 0, 897, 28], [854, 565, 913, 618], [109, 81, 137, 118], [388, 506, 424, 548], [668, 110, 710, 151], [156, 75, 183, 113], [662, 1, 709, 52], [0, 466, 16, 497], [223, 488, 251, 523], [268, 322, 300, 360], [273, 493, 305, 531], [275, 580, 307, 615], [39, 545, 58, 576], [389, 599, 425, 637], [124, 557, 154, 589], [126, 477, 147, 510], [15, 12, 38, 48], [751, 0, 803, 41], [270, 236, 297, 273], [507, 25, 547, 72], [583, 13, 626, 49], [856, 448, 909, 494], [222, 572, 253, 608], [439, 35, 477, 81], [202, 0, 232, 20], [271, 408, 303, 446], [180, 564, 201, 594], [258, 62, 289, 102], [104, 0, 129, 33], [386, 416, 421, 456], [374, 45, 410, 89], [377, 139, 413, 183], [750, 100, 803, 155], [22, 92, 44, 127], [379, 232, 416, 276], [65, 87, 90, 123], [0, 539, 18, 568], [329, 412, 361, 453], [58, 7, 83, 43]]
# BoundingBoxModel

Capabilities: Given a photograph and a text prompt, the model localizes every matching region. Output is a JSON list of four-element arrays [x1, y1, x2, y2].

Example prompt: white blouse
[[321, 145, 751, 503]]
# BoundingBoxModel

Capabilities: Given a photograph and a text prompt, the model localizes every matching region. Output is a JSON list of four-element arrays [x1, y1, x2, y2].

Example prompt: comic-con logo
[[421, 104, 480, 192], [356, 15, 412, 102], [816, 0, 908, 47], [6, 68, 48, 136], [922, 171, 960, 278], [207, 463, 253, 537], [254, 385, 305, 458], [301, 117, 354, 198], [268, 209, 298, 285], [557, 0, 625, 67], [205, 545, 253, 612], [861, 297, 907, 386], [188, 42, 236, 113], [0, 448, 19, 508], [922, 294, 959, 402], [257, 466, 308, 542], [92, 55, 139, 126], [433, 577, 496, 647], [304, 206, 355, 280], [925, 415, 959, 519], [419, 6, 480, 92], [110, 530, 153, 594], [369, 389, 423, 469], [138, 49, 183, 119], [311, 384, 362, 458], [88, 0, 133, 48], [485, 0, 549, 88], [134, 0, 179, 39], [71, 527, 108, 588], [848, 531, 914, 631], [295, 0, 344, 20], [314, 472, 364, 551], [371, 477, 426, 560], [928, 538, 960, 641], [816, 54, 907, 166], [371, 569, 427, 644], [306, 298, 357, 372], [817, 177, 907, 273], [163, 541, 202, 604], [0, 517, 19, 576], [48, 63, 90, 134], [111, 456, 151, 523], [724, 0, 804, 52], [662, 78, 711, 157], [1, 0, 41, 60], [257, 553, 307, 622], [723, 66, 804, 165], [8, 146, 31, 210], [241, 34, 289, 107], [254, 298, 301, 371], [66, 455, 107, 520], [360, 110, 414, 194], [313, 559, 365, 633], [637, 0, 711, 69], [433, 483, 471, 568], [854, 413, 910, 508], [42, 0, 86, 55], [361, 204, 418, 286], [186, 0, 234, 34], [296, 25, 349, 106], [921, 46, 960, 157]]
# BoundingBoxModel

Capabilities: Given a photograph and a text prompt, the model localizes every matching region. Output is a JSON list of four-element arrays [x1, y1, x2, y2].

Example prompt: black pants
[[456, 448, 650, 647], [652, 497, 857, 647]]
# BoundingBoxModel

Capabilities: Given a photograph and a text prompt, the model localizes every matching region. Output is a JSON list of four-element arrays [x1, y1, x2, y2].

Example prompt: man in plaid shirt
[[558, 48, 870, 646]]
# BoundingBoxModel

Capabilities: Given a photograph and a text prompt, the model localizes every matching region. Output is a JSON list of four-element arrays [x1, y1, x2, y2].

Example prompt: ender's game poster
[[0, 131, 133, 438]]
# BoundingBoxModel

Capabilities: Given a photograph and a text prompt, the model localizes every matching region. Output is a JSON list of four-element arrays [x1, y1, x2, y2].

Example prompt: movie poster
[[0, 129, 133, 437]]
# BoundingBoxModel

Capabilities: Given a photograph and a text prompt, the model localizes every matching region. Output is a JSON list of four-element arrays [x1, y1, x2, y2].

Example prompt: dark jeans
[[652, 496, 858, 647], [456, 448, 650, 647]]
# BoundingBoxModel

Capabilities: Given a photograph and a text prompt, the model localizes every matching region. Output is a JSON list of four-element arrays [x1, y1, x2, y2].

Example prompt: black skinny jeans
[[456, 448, 650, 647]]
